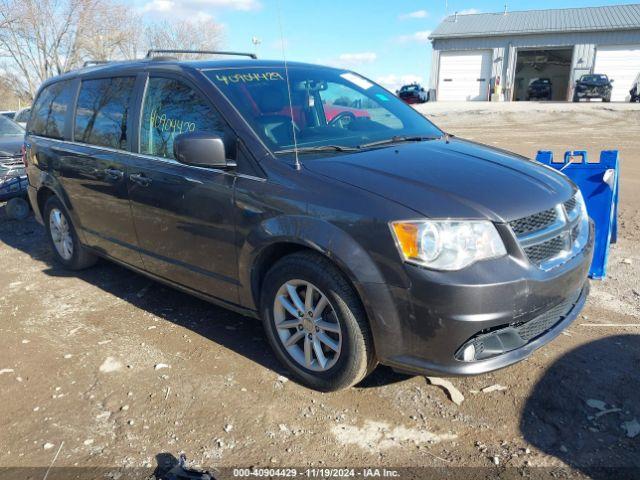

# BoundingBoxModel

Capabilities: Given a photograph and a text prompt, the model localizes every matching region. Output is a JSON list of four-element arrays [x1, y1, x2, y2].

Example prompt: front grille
[[509, 208, 557, 236], [0, 156, 22, 168], [509, 194, 584, 269], [523, 235, 566, 265]]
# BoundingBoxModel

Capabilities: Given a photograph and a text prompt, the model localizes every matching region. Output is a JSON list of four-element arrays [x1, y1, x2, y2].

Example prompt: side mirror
[[610, 79, 615, 83], [173, 131, 234, 169]]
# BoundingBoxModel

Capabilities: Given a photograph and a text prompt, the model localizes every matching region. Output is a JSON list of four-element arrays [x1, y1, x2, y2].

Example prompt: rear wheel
[[44, 196, 97, 270], [260, 252, 375, 391]]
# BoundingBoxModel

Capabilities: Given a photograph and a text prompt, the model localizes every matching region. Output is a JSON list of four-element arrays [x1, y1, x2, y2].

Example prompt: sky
[[132, 0, 638, 91]]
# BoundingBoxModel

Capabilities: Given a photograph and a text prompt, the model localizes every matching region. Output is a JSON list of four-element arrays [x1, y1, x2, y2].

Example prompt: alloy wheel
[[273, 280, 342, 372], [49, 208, 73, 261]]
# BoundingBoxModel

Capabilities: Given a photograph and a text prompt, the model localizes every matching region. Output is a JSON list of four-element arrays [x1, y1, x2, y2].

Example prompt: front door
[[127, 75, 239, 304]]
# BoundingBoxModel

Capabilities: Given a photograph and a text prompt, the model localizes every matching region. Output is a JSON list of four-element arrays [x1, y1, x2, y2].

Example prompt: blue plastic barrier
[[535, 149, 620, 280]]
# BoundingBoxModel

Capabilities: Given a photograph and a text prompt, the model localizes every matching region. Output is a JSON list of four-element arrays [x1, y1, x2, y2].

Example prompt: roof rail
[[82, 60, 111, 67], [145, 49, 257, 60]]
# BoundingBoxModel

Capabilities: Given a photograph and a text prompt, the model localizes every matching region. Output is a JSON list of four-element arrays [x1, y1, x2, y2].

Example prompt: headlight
[[390, 220, 507, 271], [575, 189, 588, 218]]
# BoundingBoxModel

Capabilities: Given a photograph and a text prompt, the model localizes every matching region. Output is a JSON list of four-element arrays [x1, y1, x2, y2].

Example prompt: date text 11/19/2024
[[232, 468, 400, 478]]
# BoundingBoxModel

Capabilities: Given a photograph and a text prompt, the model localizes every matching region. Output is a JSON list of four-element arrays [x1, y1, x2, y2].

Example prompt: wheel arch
[[238, 216, 387, 313], [35, 173, 84, 236], [36, 185, 56, 218]]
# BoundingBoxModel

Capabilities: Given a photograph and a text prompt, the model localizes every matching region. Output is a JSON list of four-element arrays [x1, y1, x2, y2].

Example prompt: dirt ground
[[1, 103, 639, 479]]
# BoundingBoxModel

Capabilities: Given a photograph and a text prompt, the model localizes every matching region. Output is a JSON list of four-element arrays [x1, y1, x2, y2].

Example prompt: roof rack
[[145, 49, 257, 60], [83, 60, 111, 67]]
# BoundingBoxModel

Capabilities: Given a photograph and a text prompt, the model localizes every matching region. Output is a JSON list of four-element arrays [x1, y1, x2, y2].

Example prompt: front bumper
[[363, 223, 594, 377], [575, 89, 608, 99]]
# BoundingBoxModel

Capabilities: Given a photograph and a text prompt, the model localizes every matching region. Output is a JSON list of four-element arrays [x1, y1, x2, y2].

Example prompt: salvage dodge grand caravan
[[24, 55, 593, 391]]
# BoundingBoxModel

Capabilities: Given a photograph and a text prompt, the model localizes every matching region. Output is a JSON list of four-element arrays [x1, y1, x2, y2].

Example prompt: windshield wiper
[[274, 145, 360, 155], [358, 135, 442, 149]]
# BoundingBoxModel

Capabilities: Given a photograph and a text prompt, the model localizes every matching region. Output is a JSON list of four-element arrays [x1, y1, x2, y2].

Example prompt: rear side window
[[140, 77, 225, 160], [29, 81, 75, 139], [15, 109, 31, 124], [74, 77, 135, 150]]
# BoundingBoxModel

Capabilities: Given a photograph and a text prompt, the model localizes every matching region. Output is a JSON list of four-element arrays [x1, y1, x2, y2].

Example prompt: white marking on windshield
[[340, 72, 373, 90]]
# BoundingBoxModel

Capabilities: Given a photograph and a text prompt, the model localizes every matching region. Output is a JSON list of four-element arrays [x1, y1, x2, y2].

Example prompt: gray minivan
[[24, 53, 593, 391]]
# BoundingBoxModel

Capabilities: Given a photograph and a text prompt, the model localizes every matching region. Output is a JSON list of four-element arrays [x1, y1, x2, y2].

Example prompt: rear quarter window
[[74, 77, 136, 150], [29, 81, 75, 139]]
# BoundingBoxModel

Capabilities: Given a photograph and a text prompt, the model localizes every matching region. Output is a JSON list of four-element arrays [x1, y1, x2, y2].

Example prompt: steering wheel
[[328, 111, 356, 128]]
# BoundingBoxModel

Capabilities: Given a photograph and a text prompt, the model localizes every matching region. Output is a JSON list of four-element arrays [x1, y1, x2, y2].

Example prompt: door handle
[[129, 173, 152, 187], [104, 168, 124, 180]]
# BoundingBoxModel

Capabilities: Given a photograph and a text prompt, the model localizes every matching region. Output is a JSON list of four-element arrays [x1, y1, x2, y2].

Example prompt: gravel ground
[[0, 102, 638, 479]]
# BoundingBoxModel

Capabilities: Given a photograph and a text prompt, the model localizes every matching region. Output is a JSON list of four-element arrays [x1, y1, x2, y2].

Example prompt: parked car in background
[[573, 74, 613, 102], [0, 116, 28, 219], [25, 56, 592, 391], [396, 83, 429, 104], [0, 111, 16, 119], [13, 107, 31, 128], [0, 115, 25, 175], [630, 73, 640, 102], [526, 78, 552, 101], [322, 103, 370, 124]]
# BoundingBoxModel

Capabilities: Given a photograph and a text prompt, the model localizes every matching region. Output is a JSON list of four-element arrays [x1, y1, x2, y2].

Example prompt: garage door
[[437, 50, 492, 101], [594, 45, 640, 102]]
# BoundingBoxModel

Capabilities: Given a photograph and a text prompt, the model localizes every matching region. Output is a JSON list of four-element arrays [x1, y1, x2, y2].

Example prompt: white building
[[428, 4, 640, 101]]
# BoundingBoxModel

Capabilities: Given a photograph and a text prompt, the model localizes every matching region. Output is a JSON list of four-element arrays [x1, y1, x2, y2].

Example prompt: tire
[[6, 197, 30, 220], [573, 95, 579, 102], [260, 251, 375, 391], [603, 96, 611, 103], [43, 195, 97, 270]]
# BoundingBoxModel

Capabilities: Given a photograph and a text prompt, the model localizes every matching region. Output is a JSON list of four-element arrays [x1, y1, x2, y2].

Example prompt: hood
[[303, 138, 574, 222], [0, 135, 23, 158]]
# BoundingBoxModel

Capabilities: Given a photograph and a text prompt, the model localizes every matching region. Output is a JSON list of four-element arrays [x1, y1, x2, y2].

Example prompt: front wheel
[[44, 196, 97, 270], [260, 252, 375, 391]]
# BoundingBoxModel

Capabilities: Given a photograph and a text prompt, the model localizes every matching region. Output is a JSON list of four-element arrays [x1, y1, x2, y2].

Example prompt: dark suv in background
[[573, 74, 613, 102], [24, 53, 593, 391], [526, 78, 552, 101], [397, 83, 429, 104]]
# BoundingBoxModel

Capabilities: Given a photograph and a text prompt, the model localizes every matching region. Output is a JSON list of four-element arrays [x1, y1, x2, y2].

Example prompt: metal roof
[[430, 4, 640, 39]]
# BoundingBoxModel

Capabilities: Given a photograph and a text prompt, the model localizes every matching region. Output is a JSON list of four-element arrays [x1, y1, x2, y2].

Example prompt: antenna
[[276, 0, 301, 170]]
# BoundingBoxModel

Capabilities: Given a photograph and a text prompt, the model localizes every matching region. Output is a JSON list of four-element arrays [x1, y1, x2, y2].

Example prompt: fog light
[[462, 344, 476, 362]]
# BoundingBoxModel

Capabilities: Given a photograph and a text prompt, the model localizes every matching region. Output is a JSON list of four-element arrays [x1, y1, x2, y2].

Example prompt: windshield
[[204, 66, 442, 154], [0, 115, 24, 136], [581, 74, 608, 84], [530, 78, 550, 85], [400, 85, 419, 92]]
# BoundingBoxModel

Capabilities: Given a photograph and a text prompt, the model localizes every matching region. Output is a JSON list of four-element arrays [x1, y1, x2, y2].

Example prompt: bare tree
[[0, 0, 141, 100], [145, 19, 224, 59], [0, 0, 224, 101], [76, 1, 142, 62]]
